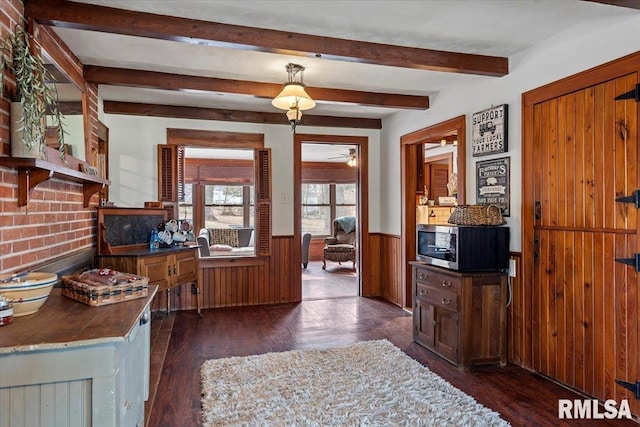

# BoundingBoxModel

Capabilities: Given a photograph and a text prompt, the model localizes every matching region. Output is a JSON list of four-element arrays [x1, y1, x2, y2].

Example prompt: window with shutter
[[158, 145, 177, 201], [255, 148, 272, 256]]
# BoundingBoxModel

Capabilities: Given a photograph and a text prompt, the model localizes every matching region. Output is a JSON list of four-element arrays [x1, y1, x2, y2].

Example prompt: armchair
[[323, 216, 356, 271]]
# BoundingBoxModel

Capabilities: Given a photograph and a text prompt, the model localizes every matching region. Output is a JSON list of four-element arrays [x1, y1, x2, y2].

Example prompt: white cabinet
[[0, 287, 156, 427]]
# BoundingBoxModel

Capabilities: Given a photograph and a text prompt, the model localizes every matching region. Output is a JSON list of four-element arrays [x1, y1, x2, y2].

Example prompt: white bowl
[[0, 272, 57, 316]]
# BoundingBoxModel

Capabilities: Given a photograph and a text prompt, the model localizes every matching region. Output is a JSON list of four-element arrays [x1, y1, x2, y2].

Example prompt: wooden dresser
[[97, 246, 199, 315], [410, 261, 507, 369], [95, 207, 200, 315]]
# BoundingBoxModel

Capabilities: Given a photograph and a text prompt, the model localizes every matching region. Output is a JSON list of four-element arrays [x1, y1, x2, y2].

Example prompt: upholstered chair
[[302, 233, 312, 269], [322, 216, 356, 271]]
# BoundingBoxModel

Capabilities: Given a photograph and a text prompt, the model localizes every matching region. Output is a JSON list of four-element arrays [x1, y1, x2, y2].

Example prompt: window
[[302, 183, 356, 236], [204, 184, 254, 229], [178, 183, 194, 224]]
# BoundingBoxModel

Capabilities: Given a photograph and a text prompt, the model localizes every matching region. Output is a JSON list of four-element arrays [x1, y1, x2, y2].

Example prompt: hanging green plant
[[0, 24, 65, 159]]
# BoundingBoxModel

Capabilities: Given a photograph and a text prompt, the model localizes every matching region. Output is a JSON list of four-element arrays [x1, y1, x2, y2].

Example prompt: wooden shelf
[[0, 157, 110, 207]]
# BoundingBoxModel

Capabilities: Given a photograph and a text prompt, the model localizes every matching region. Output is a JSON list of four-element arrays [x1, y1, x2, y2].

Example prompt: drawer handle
[[442, 281, 451, 287], [419, 289, 426, 296], [418, 273, 426, 280], [441, 298, 451, 305], [140, 312, 149, 325]]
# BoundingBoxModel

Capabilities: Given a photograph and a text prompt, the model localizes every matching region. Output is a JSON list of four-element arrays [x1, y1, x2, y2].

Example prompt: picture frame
[[472, 104, 508, 157], [476, 156, 510, 216]]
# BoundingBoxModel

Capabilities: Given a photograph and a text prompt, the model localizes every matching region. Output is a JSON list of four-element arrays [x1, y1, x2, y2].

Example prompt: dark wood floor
[[147, 296, 638, 427]]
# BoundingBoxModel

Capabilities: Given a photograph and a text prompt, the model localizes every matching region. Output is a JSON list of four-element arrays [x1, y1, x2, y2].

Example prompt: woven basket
[[447, 204, 505, 226], [62, 272, 149, 307]]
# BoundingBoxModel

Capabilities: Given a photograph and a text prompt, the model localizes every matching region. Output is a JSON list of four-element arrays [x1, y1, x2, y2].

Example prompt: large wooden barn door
[[528, 71, 639, 414]]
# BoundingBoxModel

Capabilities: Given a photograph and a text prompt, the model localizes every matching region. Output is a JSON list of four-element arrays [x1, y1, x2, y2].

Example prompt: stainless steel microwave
[[416, 224, 509, 271]]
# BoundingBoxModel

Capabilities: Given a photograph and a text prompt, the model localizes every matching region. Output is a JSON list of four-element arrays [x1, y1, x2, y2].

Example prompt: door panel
[[532, 73, 639, 412]]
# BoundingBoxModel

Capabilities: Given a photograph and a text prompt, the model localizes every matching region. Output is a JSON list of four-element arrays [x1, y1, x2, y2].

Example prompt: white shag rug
[[201, 339, 510, 426]]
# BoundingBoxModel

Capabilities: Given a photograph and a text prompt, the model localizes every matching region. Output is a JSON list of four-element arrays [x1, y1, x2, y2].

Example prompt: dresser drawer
[[416, 283, 458, 311], [414, 267, 460, 293]]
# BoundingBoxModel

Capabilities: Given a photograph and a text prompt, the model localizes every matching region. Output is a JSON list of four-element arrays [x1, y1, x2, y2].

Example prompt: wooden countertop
[[0, 286, 158, 354], [96, 245, 198, 257]]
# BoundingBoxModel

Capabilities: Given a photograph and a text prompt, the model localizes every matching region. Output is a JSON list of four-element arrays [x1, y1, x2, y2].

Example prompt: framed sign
[[476, 157, 510, 216], [472, 104, 508, 157]]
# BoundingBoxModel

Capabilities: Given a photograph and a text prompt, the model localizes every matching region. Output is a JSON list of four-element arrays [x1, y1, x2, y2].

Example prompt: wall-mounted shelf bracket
[[615, 254, 640, 272], [615, 189, 640, 208], [615, 379, 640, 399], [0, 157, 110, 208]]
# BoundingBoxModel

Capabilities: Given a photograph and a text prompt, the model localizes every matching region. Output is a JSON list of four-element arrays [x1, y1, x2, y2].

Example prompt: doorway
[[300, 143, 359, 300], [401, 115, 466, 308], [293, 134, 371, 300]]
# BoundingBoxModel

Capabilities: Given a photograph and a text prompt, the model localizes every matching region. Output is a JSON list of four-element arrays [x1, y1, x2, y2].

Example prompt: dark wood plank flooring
[[147, 296, 638, 427]]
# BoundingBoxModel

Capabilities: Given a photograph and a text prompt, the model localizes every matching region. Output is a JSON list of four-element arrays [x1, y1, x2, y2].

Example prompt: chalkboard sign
[[97, 207, 170, 254]]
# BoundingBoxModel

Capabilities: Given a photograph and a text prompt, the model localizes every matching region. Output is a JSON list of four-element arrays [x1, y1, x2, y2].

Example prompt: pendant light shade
[[272, 83, 316, 111], [272, 63, 315, 131]]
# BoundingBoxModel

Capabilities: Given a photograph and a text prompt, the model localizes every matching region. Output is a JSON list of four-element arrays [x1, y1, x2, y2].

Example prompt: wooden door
[[426, 162, 450, 202], [529, 72, 639, 413]]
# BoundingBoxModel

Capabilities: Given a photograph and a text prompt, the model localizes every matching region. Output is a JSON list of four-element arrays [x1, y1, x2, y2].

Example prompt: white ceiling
[[49, 0, 639, 121]]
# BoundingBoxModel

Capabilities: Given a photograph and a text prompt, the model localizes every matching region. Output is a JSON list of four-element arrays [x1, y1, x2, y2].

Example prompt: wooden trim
[[294, 134, 370, 296], [85, 66, 428, 110], [167, 129, 264, 148], [27, 1, 508, 77], [185, 158, 254, 168], [103, 101, 382, 129], [34, 22, 85, 91], [400, 115, 466, 307]]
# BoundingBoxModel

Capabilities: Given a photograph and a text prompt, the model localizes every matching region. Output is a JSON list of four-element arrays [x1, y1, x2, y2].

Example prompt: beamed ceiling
[[24, 0, 640, 129]]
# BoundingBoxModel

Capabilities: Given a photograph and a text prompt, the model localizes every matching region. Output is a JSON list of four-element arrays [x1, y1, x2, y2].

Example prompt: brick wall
[[0, 0, 99, 274]]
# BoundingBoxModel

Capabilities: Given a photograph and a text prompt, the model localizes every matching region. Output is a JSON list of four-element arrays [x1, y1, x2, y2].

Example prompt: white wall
[[380, 13, 640, 251], [102, 115, 380, 236]]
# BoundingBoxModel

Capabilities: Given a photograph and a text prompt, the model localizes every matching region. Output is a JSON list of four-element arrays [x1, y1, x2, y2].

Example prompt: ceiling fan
[[328, 148, 358, 167]]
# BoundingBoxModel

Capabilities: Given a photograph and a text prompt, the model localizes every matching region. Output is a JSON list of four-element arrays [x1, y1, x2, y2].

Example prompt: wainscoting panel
[[152, 236, 299, 311], [379, 234, 402, 306]]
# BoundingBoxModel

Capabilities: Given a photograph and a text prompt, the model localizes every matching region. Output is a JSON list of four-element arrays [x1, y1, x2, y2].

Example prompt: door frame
[[401, 115, 466, 308], [293, 134, 370, 295]]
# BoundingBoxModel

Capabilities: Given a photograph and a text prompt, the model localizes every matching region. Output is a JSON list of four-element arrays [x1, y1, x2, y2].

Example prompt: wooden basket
[[62, 271, 149, 307], [447, 204, 506, 226]]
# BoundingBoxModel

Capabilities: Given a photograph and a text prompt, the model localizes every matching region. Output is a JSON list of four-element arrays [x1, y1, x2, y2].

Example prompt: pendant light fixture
[[272, 63, 316, 132], [346, 148, 357, 167]]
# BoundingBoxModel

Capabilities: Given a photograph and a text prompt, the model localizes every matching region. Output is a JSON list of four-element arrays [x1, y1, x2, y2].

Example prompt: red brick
[[12, 239, 28, 252], [2, 254, 21, 270], [1, 227, 21, 241]]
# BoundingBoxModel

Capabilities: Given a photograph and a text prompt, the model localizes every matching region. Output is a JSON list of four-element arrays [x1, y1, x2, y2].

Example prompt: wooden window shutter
[[255, 148, 272, 256], [176, 145, 185, 202], [158, 145, 177, 201]]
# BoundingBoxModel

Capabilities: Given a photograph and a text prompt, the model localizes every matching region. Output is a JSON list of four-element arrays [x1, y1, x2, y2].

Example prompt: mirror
[[45, 61, 86, 161], [37, 22, 87, 164]]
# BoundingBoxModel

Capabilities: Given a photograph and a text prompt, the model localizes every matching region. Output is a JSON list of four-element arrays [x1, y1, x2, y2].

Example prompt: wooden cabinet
[[411, 262, 506, 369], [0, 288, 156, 427], [98, 247, 200, 315]]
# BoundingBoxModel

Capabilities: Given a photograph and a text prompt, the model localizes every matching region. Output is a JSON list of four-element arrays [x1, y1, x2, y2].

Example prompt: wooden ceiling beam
[[85, 66, 429, 110], [584, 0, 640, 10], [25, 0, 508, 77], [103, 101, 383, 129]]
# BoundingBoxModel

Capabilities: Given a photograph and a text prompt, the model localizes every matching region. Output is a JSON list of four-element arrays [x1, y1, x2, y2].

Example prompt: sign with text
[[476, 157, 510, 216], [472, 104, 508, 156]]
